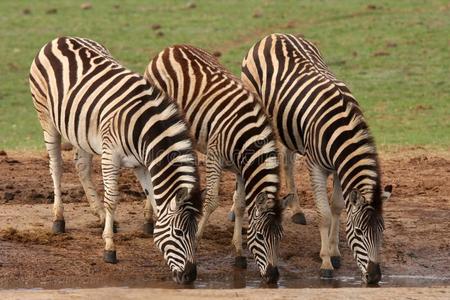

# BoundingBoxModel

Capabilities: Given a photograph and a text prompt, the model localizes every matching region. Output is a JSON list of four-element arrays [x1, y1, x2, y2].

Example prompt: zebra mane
[[342, 95, 383, 213]]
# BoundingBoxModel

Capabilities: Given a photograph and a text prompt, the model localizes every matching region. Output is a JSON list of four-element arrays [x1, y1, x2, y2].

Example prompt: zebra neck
[[336, 150, 381, 209], [145, 154, 198, 209]]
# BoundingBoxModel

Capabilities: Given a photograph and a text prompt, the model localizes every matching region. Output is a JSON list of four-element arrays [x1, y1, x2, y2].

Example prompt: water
[[58, 274, 450, 290], [3, 271, 449, 290]]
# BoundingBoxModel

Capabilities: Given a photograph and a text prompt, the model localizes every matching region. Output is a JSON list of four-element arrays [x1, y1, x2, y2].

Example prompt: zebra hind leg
[[227, 178, 239, 222], [133, 166, 156, 236], [232, 175, 247, 268], [310, 166, 334, 278], [101, 151, 121, 264], [74, 149, 106, 226], [329, 174, 344, 269], [195, 150, 222, 243], [283, 146, 306, 225], [43, 130, 66, 234]]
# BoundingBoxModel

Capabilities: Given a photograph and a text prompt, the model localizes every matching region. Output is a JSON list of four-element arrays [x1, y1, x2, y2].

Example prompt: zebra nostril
[[181, 262, 197, 284], [366, 261, 382, 284], [263, 265, 279, 284]]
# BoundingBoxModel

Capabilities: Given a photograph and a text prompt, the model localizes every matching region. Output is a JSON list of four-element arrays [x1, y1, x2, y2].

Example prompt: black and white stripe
[[241, 33, 392, 283], [29, 37, 201, 283], [145, 45, 291, 283]]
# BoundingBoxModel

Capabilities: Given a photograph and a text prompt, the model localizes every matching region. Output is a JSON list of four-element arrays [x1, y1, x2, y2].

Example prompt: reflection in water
[[190, 272, 449, 289], [2, 271, 450, 290]]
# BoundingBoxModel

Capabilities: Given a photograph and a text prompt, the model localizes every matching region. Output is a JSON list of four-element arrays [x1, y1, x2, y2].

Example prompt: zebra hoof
[[291, 212, 307, 225], [52, 220, 65, 234], [234, 256, 247, 269], [104, 250, 118, 264], [320, 268, 333, 279], [143, 222, 154, 236], [331, 256, 341, 269], [228, 211, 235, 222]]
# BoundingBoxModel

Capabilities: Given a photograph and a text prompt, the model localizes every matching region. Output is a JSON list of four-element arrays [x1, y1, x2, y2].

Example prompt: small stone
[[367, 4, 378, 10], [46, 8, 58, 14], [31, 192, 45, 200], [5, 159, 20, 164], [253, 10, 262, 18], [186, 2, 196, 9], [373, 51, 390, 57], [80, 3, 92, 10], [61, 142, 73, 151], [386, 42, 398, 48], [0, 150, 6, 156], [22, 8, 31, 15], [8, 63, 19, 71], [151, 24, 161, 30], [4, 192, 14, 201], [113, 4, 120, 9], [156, 31, 164, 37], [285, 21, 296, 29], [47, 192, 55, 203]]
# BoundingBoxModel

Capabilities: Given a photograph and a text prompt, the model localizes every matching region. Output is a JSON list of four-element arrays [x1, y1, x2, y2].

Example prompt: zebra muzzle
[[262, 264, 279, 284], [365, 261, 382, 284], [172, 261, 197, 284]]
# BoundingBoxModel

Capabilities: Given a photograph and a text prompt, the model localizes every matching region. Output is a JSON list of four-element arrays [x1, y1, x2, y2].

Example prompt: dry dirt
[[0, 147, 449, 289]]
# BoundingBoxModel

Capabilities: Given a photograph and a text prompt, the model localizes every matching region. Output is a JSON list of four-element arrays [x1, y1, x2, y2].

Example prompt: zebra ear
[[255, 192, 269, 212], [175, 187, 189, 206], [381, 185, 393, 202], [200, 188, 206, 200], [349, 189, 363, 206], [281, 194, 295, 210]]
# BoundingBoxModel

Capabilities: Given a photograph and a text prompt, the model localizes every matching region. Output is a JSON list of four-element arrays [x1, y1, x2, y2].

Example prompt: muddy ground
[[0, 147, 449, 289]]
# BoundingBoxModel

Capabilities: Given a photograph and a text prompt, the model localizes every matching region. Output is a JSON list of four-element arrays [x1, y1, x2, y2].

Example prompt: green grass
[[0, 0, 449, 150]]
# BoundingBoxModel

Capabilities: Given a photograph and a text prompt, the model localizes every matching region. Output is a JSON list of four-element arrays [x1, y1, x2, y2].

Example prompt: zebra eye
[[256, 233, 264, 240], [354, 227, 363, 236], [174, 229, 184, 237]]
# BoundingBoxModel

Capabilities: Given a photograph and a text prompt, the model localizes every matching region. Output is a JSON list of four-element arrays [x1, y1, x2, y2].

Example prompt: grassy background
[[0, 0, 449, 150]]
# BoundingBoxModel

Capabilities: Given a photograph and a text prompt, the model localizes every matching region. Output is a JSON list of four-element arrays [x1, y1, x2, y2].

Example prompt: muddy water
[[6, 272, 449, 290], [139, 274, 450, 289]]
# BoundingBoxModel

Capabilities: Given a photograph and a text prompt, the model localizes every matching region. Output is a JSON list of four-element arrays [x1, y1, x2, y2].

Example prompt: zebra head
[[153, 187, 201, 284], [346, 185, 392, 284], [248, 192, 293, 284]]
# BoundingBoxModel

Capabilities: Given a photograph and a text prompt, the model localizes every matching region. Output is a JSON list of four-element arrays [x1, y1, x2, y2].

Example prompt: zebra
[[241, 33, 393, 284], [144, 45, 293, 283], [29, 37, 202, 284]]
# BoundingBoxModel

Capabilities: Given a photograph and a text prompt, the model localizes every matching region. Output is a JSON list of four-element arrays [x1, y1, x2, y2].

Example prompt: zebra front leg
[[101, 152, 121, 264], [310, 166, 334, 278], [44, 131, 65, 234], [133, 166, 156, 236], [283, 146, 306, 225], [195, 151, 222, 243], [329, 174, 344, 269], [227, 179, 239, 222], [232, 175, 247, 268], [74, 149, 106, 225]]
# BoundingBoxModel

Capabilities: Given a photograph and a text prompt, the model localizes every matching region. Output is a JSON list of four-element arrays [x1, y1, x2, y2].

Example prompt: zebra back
[[29, 36, 202, 212], [145, 44, 281, 213], [242, 33, 382, 208]]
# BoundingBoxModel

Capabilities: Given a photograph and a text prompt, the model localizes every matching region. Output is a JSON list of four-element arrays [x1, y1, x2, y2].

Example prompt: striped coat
[[29, 37, 201, 283], [241, 33, 392, 283], [145, 45, 291, 283]]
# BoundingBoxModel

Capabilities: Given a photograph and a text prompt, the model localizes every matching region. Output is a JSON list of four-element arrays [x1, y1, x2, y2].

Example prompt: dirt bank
[[0, 147, 449, 289], [0, 287, 449, 300]]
